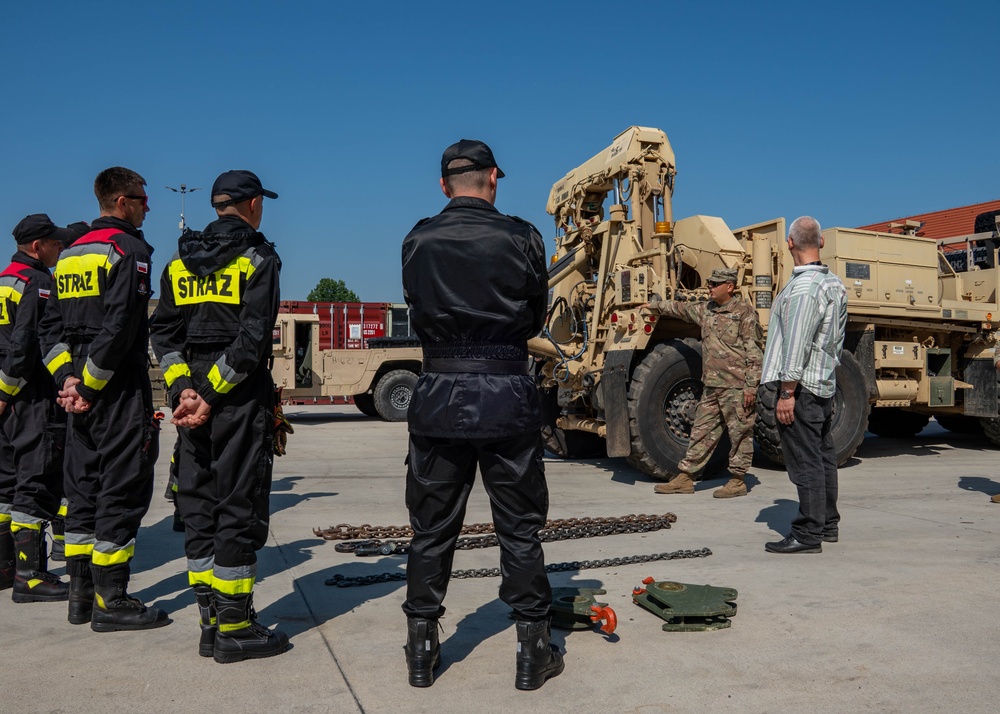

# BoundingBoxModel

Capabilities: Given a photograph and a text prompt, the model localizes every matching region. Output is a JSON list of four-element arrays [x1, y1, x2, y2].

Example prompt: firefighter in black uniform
[[400, 140, 563, 690], [39, 167, 167, 631], [149, 170, 286, 663], [0, 215, 85, 601]]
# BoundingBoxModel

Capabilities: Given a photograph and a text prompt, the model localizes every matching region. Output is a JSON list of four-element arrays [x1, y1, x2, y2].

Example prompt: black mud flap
[[603, 350, 632, 457]]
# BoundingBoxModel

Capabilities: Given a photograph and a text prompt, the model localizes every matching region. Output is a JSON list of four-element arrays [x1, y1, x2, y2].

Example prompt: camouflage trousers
[[677, 386, 754, 478]]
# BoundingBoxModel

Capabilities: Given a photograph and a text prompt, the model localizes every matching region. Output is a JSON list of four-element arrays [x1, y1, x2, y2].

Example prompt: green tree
[[307, 278, 361, 302]]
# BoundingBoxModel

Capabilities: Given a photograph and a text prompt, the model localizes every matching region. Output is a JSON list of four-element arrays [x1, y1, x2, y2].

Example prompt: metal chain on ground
[[334, 513, 679, 556], [324, 548, 712, 588], [315, 512, 677, 542]]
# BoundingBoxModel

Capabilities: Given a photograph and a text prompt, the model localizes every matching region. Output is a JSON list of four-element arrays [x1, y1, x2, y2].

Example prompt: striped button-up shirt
[[760, 264, 847, 398]]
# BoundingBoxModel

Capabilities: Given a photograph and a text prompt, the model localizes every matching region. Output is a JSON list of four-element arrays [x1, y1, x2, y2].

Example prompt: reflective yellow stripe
[[0, 513, 11, 524], [10, 522, 41, 532], [45, 350, 72, 376], [164, 362, 193, 388], [95, 593, 107, 609], [65, 543, 94, 558], [212, 576, 254, 595], [91, 544, 135, 566], [0, 379, 20, 396], [219, 620, 251, 633], [26, 578, 43, 590], [188, 569, 213, 587], [207, 364, 236, 395], [82, 363, 109, 391], [57, 503, 68, 517]]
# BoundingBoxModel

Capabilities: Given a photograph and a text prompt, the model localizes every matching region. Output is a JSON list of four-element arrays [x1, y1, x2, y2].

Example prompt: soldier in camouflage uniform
[[649, 267, 764, 497]]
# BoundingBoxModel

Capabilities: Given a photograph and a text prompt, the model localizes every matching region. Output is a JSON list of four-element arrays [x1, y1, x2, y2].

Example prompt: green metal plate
[[632, 580, 738, 632]]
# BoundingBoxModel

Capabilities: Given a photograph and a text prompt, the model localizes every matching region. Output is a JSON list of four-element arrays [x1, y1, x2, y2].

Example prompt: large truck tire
[[539, 386, 607, 459], [626, 340, 728, 481], [373, 369, 417, 422], [353, 392, 379, 418], [935, 414, 983, 434], [754, 351, 870, 466], [867, 408, 930, 438]]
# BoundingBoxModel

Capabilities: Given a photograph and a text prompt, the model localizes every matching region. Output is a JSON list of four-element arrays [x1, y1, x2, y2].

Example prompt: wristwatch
[[779, 389, 794, 400]]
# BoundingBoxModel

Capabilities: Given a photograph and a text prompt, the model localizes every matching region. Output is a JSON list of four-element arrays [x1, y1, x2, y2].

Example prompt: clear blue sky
[[2, 1, 995, 302]]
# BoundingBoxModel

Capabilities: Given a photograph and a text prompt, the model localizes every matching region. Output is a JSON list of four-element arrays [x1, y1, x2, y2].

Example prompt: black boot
[[0, 521, 14, 591], [66, 556, 94, 625], [12, 527, 68, 603], [403, 617, 441, 687], [213, 591, 289, 664], [50, 518, 66, 561], [194, 585, 217, 657], [90, 563, 170, 632], [515, 619, 565, 691]]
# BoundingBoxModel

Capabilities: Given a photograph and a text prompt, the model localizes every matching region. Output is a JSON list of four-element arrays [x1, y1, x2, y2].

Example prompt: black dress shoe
[[765, 534, 822, 554], [822, 533, 839, 543]]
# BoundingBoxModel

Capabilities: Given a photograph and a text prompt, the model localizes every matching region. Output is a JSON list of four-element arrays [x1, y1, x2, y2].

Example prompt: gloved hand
[[273, 389, 294, 456]]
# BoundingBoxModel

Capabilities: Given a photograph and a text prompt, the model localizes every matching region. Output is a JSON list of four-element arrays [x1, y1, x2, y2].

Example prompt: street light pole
[[165, 183, 202, 231]]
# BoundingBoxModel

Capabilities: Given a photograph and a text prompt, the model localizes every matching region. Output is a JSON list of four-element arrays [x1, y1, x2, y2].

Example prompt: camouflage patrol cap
[[708, 267, 738, 284]]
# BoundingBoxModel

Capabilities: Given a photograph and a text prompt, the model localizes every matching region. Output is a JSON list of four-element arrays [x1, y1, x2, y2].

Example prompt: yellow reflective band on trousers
[[10, 521, 42, 532], [65, 543, 94, 558], [207, 364, 237, 395], [164, 361, 193, 388], [45, 350, 72, 376], [188, 569, 213, 587], [219, 620, 251, 633], [91, 543, 135, 566], [57, 503, 68, 517], [0, 513, 11, 524], [213, 576, 254, 595]]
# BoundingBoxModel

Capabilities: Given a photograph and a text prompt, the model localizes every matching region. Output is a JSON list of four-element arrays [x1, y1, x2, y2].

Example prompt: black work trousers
[[64, 358, 159, 551], [777, 387, 839, 545], [176, 362, 274, 569], [402, 431, 551, 622], [3, 376, 65, 522]]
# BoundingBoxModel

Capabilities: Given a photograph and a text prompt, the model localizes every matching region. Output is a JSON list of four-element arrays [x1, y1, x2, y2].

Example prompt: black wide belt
[[421, 358, 531, 375]]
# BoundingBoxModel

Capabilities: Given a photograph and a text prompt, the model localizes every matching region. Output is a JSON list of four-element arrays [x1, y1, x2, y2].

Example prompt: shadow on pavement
[[755, 499, 798, 535], [958, 476, 1000, 496], [284, 411, 374, 424]]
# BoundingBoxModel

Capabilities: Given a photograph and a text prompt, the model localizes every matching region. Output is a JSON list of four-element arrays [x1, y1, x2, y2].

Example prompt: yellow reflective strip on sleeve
[[57, 504, 68, 517], [212, 576, 254, 595], [82, 363, 109, 391], [46, 350, 72, 376], [91, 544, 135, 566], [218, 620, 251, 633], [207, 364, 236, 395], [163, 362, 193, 388], [65, 543, 94, 558], [10, 522, 42, 532], [0, 513, 11, 524], [0, 380, 19, 396], [188, 570, 213, 587]]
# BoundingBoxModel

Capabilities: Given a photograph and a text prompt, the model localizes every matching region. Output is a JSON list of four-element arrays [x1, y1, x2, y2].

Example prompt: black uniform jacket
[[39, 217, 154, 403], [401, 196, 548, 439], [0, 253, 56, 403], [149, 216, 281, 407]]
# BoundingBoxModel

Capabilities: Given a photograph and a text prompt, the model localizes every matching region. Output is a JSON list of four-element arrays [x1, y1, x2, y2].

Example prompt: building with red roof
[[857, 199, 1000, 239]]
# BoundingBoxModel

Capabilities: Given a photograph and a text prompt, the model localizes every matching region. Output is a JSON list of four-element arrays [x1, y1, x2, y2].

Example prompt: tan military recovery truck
[[271, 313, 421, 421], [532, 126, 1000, 479]]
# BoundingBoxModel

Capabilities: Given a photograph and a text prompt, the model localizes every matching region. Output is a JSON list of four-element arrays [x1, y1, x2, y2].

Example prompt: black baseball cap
[[12, 214, 84, 246], [210, 170, 278, 207], [441, 139, 505, 178]]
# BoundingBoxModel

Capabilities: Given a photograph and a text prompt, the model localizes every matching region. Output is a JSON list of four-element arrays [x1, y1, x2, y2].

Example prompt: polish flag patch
[[137, 262, 149, 274], [38, 289, 51, 299]]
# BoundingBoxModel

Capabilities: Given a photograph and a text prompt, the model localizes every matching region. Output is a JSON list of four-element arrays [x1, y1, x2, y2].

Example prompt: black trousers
[[64, 360, 158, 552], [777, 387, 839, 545], [4, 376, 65, 522], [402, 431, 551, 621], [176, 362, 274, 569]]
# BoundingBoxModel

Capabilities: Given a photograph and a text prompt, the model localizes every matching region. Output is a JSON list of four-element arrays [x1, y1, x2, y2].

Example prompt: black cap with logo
[[211, 170, 279, 207], [441, 139, 505, 179]]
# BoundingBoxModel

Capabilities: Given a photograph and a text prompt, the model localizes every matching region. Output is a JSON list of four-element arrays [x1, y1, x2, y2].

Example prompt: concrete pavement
[[4, 407, 1000, 713]]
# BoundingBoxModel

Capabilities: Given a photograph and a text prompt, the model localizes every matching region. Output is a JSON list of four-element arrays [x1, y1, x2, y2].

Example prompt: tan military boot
[[991, 493, 1000, 504], [653, 474, 695, 494], [713, 477, 747, 499]]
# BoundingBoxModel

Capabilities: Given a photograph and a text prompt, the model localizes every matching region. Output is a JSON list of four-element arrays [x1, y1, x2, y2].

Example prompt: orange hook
[[590, 605, 617, 635]]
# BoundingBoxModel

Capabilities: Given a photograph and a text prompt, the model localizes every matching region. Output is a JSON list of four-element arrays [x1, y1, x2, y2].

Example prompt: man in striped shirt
[[761, 216, 848, 554]]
